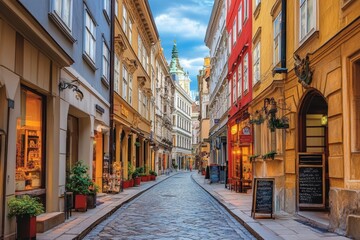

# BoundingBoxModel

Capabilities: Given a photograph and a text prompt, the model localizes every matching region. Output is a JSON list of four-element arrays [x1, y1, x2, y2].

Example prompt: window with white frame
[[138, 90, 142, 114], [122, 66, 128, 101], [233, 74, 237, 103], [84, 10, 96, 62], [114, 55, 120, 94], [237, 63, 242, 98], [244, 0, 248, 22], [104, 0, 110, 18], [129, 74, 133, 104], [233, 21, 236, 46], [228, 34, 232, 54], [122, 4, 127, 34], [253, 42, 260, 84], [115, 0, 118, 17], [227, 81, 231, 108], [128, 19, 133, 44], [255, 0, 261, 7], [243, 53, 249, 91], [238, 4, 242, 33], [102, 42, 110, 83], [51, 0, 72, 30], [273, 12, 282, 65], [299, 0, 316, 41]]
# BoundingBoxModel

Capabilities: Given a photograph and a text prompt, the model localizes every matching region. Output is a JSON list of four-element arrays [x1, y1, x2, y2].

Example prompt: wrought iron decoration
[[59, 79, 84, 100]]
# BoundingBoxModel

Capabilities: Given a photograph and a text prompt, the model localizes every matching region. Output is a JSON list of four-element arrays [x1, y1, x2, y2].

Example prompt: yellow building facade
[[252, 0, 360, 236], [113, 0, 158, 185]]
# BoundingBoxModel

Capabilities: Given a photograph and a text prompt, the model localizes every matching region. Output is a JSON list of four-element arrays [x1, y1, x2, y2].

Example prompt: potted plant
[[132, 170, 141, 186], [149, 170, 157, 180], [8, 195, 44, 239], [87, 183, 99, 209], [249, 154, 260, 162], [66, 161, 92, 211]]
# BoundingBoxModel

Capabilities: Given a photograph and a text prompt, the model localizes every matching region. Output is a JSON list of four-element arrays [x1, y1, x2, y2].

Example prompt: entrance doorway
[[298, 90, 329, 210]]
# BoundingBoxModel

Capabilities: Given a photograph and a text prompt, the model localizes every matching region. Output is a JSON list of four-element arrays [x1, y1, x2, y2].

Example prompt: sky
[[148, 0, 214, 92]]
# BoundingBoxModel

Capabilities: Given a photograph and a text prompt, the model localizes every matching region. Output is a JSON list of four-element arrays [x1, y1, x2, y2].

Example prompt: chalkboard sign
[[297, 153, 325, 208], [299, 166, 324, 207], [210, 165, 219, 183], [252, 178, 274, 219]]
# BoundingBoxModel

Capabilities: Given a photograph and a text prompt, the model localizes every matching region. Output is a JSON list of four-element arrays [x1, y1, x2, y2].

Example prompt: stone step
[[36, 212, 65, 233]]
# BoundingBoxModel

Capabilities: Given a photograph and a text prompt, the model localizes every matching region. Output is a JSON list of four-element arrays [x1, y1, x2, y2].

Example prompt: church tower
[[169, 41, 191, 95]]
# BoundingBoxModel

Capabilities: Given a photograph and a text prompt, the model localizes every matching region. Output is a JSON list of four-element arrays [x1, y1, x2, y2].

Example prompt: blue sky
[[148, 0, 213, 92]]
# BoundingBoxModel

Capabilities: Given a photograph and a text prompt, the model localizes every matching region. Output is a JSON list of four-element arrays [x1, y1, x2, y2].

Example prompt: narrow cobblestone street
[[85, 172, 256, 240]]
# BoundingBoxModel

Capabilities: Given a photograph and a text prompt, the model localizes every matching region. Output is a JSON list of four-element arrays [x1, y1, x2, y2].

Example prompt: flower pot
[[129, 179, 134, 187], [17, 215, 36, 239], [134, 177, 141, 186], [123, 180, 130, 189], [75, 194, 87, 211], [86, 194, 96, 209], [150, 175, 156, 181], [140, 175, 148, 182]]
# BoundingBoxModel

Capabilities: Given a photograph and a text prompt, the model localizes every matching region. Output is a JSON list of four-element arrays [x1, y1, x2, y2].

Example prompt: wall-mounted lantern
[[59, 79, 84, 101]]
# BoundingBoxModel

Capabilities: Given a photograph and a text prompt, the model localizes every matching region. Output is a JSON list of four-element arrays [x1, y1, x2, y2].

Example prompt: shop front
[[228, 114, 253, 193]]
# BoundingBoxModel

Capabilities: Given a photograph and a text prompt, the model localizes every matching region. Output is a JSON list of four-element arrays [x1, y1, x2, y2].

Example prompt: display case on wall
[[15, 129, 42, 191]]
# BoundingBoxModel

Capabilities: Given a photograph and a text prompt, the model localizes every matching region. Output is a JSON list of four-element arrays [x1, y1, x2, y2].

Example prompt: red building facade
[[226, 0, 253, 192]]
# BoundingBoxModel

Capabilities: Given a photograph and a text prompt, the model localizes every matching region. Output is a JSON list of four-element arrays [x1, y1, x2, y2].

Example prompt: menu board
[[252, 178, 274, 218], [210, 165, 219, 183], [299, 166, 324, 206]]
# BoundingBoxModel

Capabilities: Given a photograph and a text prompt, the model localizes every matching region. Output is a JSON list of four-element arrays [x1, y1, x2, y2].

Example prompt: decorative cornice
[[114, 34, 127, 55], [123, 57, 138, 74]]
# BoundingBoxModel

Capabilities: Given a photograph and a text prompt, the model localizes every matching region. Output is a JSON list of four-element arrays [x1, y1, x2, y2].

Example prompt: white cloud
[[155, 14, 207, 39], [179, 57, 205, 80]]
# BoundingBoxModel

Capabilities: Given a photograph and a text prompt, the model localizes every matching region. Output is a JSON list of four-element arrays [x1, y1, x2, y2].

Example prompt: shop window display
[[15, 88, 44, 191]]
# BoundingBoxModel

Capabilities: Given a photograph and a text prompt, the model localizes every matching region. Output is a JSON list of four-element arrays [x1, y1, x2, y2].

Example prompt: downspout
[[1, 99, 13, 239], [109, 0, 115, 178], [281, 0, 286, 70]]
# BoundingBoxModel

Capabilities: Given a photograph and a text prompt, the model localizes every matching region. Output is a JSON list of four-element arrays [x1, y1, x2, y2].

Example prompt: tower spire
[[171, 40, 178, 59]]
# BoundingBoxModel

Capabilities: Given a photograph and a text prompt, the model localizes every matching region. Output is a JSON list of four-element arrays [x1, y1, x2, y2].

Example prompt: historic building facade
[[169, 43, 192, 170], [197, 57, 211, 171], [0, 0, 77, 238], [205, 0, 229, 181], [153, 45, 174, 174], [226, 0, 253, 193], [113, 0, 158, 183]]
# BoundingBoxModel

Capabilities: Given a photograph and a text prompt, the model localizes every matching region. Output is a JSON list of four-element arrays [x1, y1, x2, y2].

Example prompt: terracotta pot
[[75, 194, 87, 211], [129, 179, 134, 187], [123, 180, 130, 189], [17, 215, 36, 239], [134, 177, 141, 186], [140, 176, 148, 182]]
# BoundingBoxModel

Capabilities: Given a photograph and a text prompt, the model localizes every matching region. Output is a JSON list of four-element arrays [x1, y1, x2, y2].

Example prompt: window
[[255, 0, 261, 7], [122, 5, 127, 34], [122, 66, 128, 101], [104, 0, 110, 18], [233, 21, 237, 46], [138, 90, 142, 114], [51, 0, 72, 30], [244, 0, 248, 21], [114, 55, 120, 94], [352, 60, 360, 151], [16, 87, 45, 191], [299, 0, 316, 41], [238, 5, 242, 33], [253, 42, 260, 85], [237, 63, 242, 98], [115, 0, 118, 17], [243, 53, 249, 91], [102, 42, 110, 83], [84, 10, 96, 62], [128, 20, 133, 44], [273, 12, 282, 65], [227, 82, 231, 109], [129, 74, 133, 104], [233, 74, 237, 103]]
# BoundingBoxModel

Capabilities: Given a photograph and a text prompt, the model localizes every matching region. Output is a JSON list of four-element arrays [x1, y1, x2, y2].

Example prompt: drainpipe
[[1, 99, 13, 239], [109, 0, 115, 175]]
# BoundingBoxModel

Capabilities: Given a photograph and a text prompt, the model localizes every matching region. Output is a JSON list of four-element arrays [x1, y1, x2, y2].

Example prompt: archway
[[298, 90, 329, 210]]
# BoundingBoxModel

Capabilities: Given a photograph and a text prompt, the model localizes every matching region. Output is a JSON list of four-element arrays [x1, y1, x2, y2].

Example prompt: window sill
[[82, 53, 97, 72], [253, 3, 261, 20], [48, 12, 76, 43], [297, 30, 319, 52], [342, 0, 356, 10], [101, 76, 110, 89], [253, 80, 261, 91]]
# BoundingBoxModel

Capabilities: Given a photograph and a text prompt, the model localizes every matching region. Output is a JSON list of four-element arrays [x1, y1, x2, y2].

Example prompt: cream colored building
[[113, 0, 158, 181]]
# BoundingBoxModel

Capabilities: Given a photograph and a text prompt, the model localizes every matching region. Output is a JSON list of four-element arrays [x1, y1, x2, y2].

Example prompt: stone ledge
[[346, 215, 360, 239], [36, 212, 65, 233]]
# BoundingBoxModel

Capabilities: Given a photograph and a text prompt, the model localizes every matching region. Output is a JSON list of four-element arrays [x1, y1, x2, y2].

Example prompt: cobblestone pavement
[[85, 172, 256, 240]]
